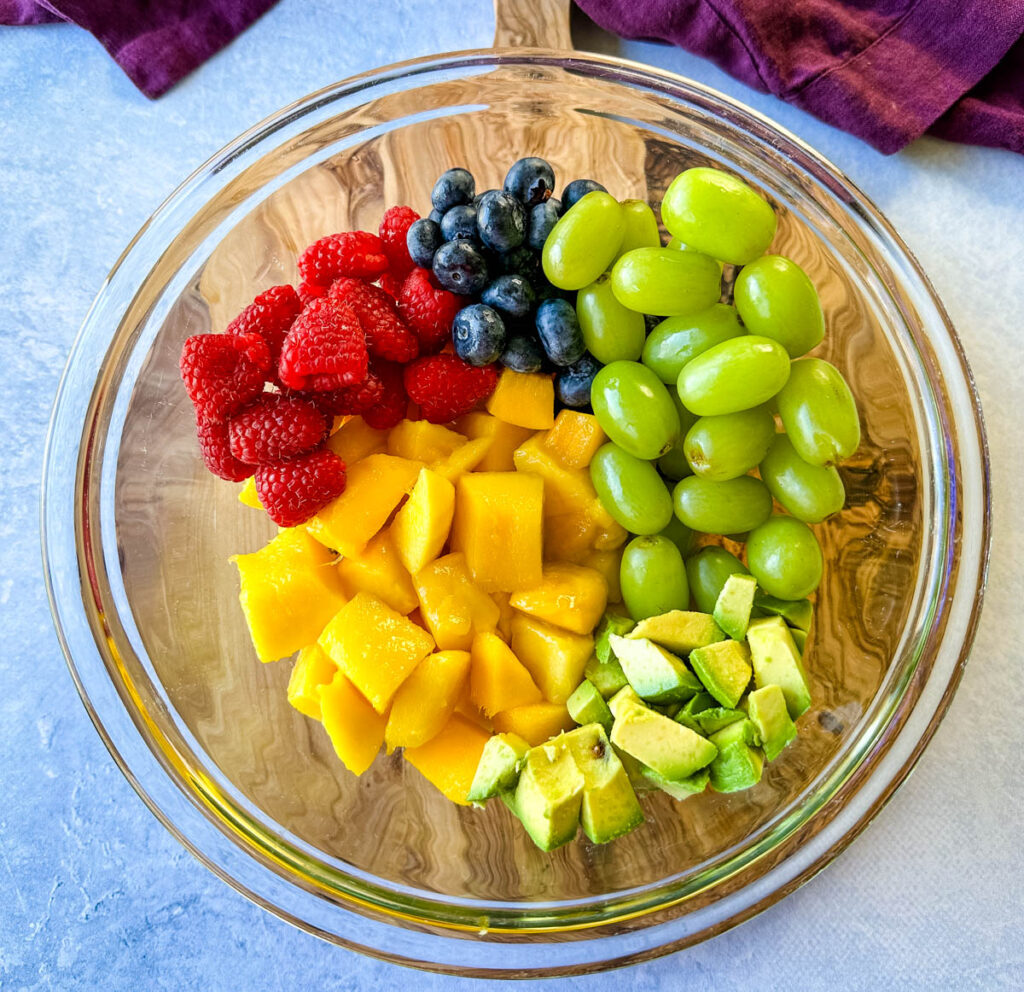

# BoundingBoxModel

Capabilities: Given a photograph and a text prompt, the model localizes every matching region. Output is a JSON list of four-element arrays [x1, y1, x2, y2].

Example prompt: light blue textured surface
[[1, 2, 1022, 988]]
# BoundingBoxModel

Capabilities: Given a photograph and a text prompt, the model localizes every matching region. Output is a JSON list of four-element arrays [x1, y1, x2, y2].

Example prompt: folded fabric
[[576, 0, 1024, 155]]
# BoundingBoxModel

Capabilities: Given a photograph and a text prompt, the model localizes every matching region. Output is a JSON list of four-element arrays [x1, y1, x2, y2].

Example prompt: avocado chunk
[[615, 747, 658, 794], [753, 594, 814, 632], [626, 610, 725, 654], [560, 725, 644, 844], [746, 684, 798, 761], [708, 719, 764, 792], [641, 765, 710, 801], [789, 626, 808, 654], [583, 653, 629, 698], [566, 679, 614, 732], [695, 706, 746, 735], [594, 613, 636, 663], [511, 742, 585, 851], [688, 639, 752, 709], [611, 705, 717, 780], [712, 573, 758, 641], [675, 691, 716, 732], [608, 684, 646, 721], [608, 634, 703, 704], [467, 732, 531, 803], [747, 616, 811, 718]]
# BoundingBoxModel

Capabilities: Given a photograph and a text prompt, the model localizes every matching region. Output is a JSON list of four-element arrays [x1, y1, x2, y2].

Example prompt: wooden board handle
[[493, 0, 573, 49]]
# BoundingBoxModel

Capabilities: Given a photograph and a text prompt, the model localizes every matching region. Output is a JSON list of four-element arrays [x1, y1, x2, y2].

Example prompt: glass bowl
[[42, 39, 989, 978]]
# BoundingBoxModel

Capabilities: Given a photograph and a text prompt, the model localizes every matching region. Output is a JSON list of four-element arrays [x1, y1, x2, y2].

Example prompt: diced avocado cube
[[467, 732, 531, 803], [713, 573, 758, 641], [626, 610, 725, 654], [652, 702, 682, 719], [753, 594, 814, 632], [567, 679, 614, 732], [789, 626, 808, 654], [747, 616, 812, 719], [675, 691, 716, 732], [615, 747, 659, 794], [609, 634, 703, 704], [708, 719, 764, 792], [594, 614, 636, 664], [695, 706, 747, 735], [746, 684, 798, 761], [511, 742, 584, 851], [640, 765, 710, 801], [583, 653, 629, 698], [710, 717, 758, 748], [688, 639, 752, 709], [608, 684, 646, 721], [611, 705, 717, 780]]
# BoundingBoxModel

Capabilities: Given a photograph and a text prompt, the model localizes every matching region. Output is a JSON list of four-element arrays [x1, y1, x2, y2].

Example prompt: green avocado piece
[[695, 706, 746, 735], [609, 634, 703, 704], [712, 573, 758, 641], [746, 684, 798, 761], [594, 614, 636, 664], [608, 684, 647, 721], [688, 639, 752, 709], [511, 742, 585, 851], [615, 747, 659, 794], [753, 594, 814, 632], [467, 732, 531, 803], [626, 610, 726, 654], [789, 626, 808, 654], [567, 679, 614, 732], [611, 705, 717, 780], [708, 719, 764, 792], [640, 765, 710, 801], [747, 616, 811, 719], [583, 653, 629, 698], [674, 691, 716, 732]]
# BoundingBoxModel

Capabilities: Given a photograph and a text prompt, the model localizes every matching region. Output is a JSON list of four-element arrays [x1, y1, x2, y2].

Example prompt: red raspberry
[[180, 332, 270, 424], [278, 297, 369, 392], [329, 277, 419, 363], [227, 393, 328, 465], [301, 372, 384, 416], [378, 205, 419, 277], [298, 231, 388, 286], [376, 271, 404, 298], [397, 268, 460, 353], [298, 280, 328, 306], [362, 361, 408, 430], [225, 285, 301, 367], [255, 449, 347, 527], [403, 354, 498, 424], [196, 418, 255, 482]]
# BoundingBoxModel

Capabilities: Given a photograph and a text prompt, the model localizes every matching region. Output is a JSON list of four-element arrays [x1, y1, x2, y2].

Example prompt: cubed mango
[[543, 410, 606, 469], [491, 702, 575, 747], [385, 649, 471, 751], [387, 420, 467, 463], [336, 527, 419, 614], [430, 436, 494, 483], [454, 678, 494, 732], [238, 476, 262, 509], [391, 468, 455, 575], [286, 643, 337, 720], [470, 632, 543, 717], [318, 672, 386, 776], [491, 590, 516, 642], [509, 612, 594, 704], [510, 562, 608, 634], [486, 370, 555, 429], [403, 714, 491, 805], [454, 412, 535, 471], [412, 552, 500, 650], [326, 417, 389, 465], [580, 547, 624, 603]]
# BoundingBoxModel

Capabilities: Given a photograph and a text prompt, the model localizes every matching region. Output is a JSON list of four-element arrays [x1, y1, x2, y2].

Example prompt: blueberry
[[429, 207, 444, 225], [527, 199, 561, 251], [535, 297, 585, 366], [432, 240, 489, 295], [500, 334, 545, 374], [561, 179, 607, 211], [440, 204, 478, 242], [406, 218, 444, 268], [453, 304, 506, 366], [499, 245, 541, 283], [476, 190, 526, 252], [557, 354, 602, 407], [503, 156, 556, 207], [473, 188, 499, 209], [431, 167, 475, 213], [481, 274, 535, 319]]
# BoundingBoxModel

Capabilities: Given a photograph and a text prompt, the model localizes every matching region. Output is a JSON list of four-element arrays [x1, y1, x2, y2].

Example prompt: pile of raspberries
[[179, 206, 498, 527]]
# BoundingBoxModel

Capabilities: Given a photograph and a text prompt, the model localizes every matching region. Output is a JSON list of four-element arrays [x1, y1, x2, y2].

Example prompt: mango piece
[[391, 468, 456, 575], [232, 527, 347, 663], [470, 632, 543, 716], [454, 412, 535, 471], [580, 547, 624, 603], [451, 472, 544, 592], [487, 371, 555, 430], [413, 552, 500, 650], [387, 420, 467, 463], [492, 702, 575, 746], [430, 436, 494, 483], [543, 410, 606, 469], [326, 416, 389, 465], [318, 672, 386, 776], [336, 527, 419, 614], [509, 612, 594, 704], [318, 592, 435, 713], [510, 563, 608, 634], [238, 476, 262, 509], [454, 677, 494, 731], [491, 590, 516, 641], [404, 714, 491, 805], [308, 453, 422, 557], [286, 643, 337, 720], [385, 649, 471, 751]]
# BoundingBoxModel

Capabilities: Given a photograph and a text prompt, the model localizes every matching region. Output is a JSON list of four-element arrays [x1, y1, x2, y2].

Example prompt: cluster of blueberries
[[405, 157, 606, 408]]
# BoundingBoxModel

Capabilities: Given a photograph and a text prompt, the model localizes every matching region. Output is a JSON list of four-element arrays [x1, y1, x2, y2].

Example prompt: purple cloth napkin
[[576, 0, 1024, 154], [0, 0, 278, 97]]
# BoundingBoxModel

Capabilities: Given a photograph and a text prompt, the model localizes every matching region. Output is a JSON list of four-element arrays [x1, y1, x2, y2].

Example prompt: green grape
[[590, 442, 674, 535], [667, 236, 725, 273], [576, 274, 647, 363], [542, 191, 625, 290], [659, 515, 694, 556], [661, 167, 777, 265], [760, 433, 845, 523], [683, 406, 775, 481], [776, 358, 860, 466], [615, 199, 661, 259], [620, 535, 690, 621], [658, 391, 698, 479], [685, 546, 750, 614], [672, 475, 772, 535], [610, 247, 721, 316], [641, 304, 745, 384], [591, 361, 680, 460], [734, 255, 824, 358], [676, 335, 791, 416], [746, 515, 823, 599]]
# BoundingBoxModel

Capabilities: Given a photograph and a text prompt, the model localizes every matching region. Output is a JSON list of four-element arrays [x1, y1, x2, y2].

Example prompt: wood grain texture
[[494, 0, 572, 49]]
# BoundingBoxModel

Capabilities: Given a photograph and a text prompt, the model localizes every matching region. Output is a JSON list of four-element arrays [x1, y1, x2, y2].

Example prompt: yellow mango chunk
[[509, 612, 594, 704], [510, 562, 608, 635], [470, 632, 543, 717], [404, 714, 491, 805], [491, 590, 516, 642], [454, 412, 535, 471], [430, 436, 494, 483], [318, 592, 435, 713], [326, 416, 389, 465], [336, 527, 419, 615], [385, 649, 471, 751], [387, 420, 467, 463], [413, 552, 500, 650], [543, 410, 606, 469], [451, 472, 544, 592], [391, 468, 455, 575], [238, 476, 262, 509], [318, 672, 387, 776], [232, 527, 347, 663], [286, 643, 337, 720], [580, 547, 624, 603], [308, 453, 422, 557], [454, 678, 494, 732], [492, 702, 575, 747], [486, 370, 555, 429]]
